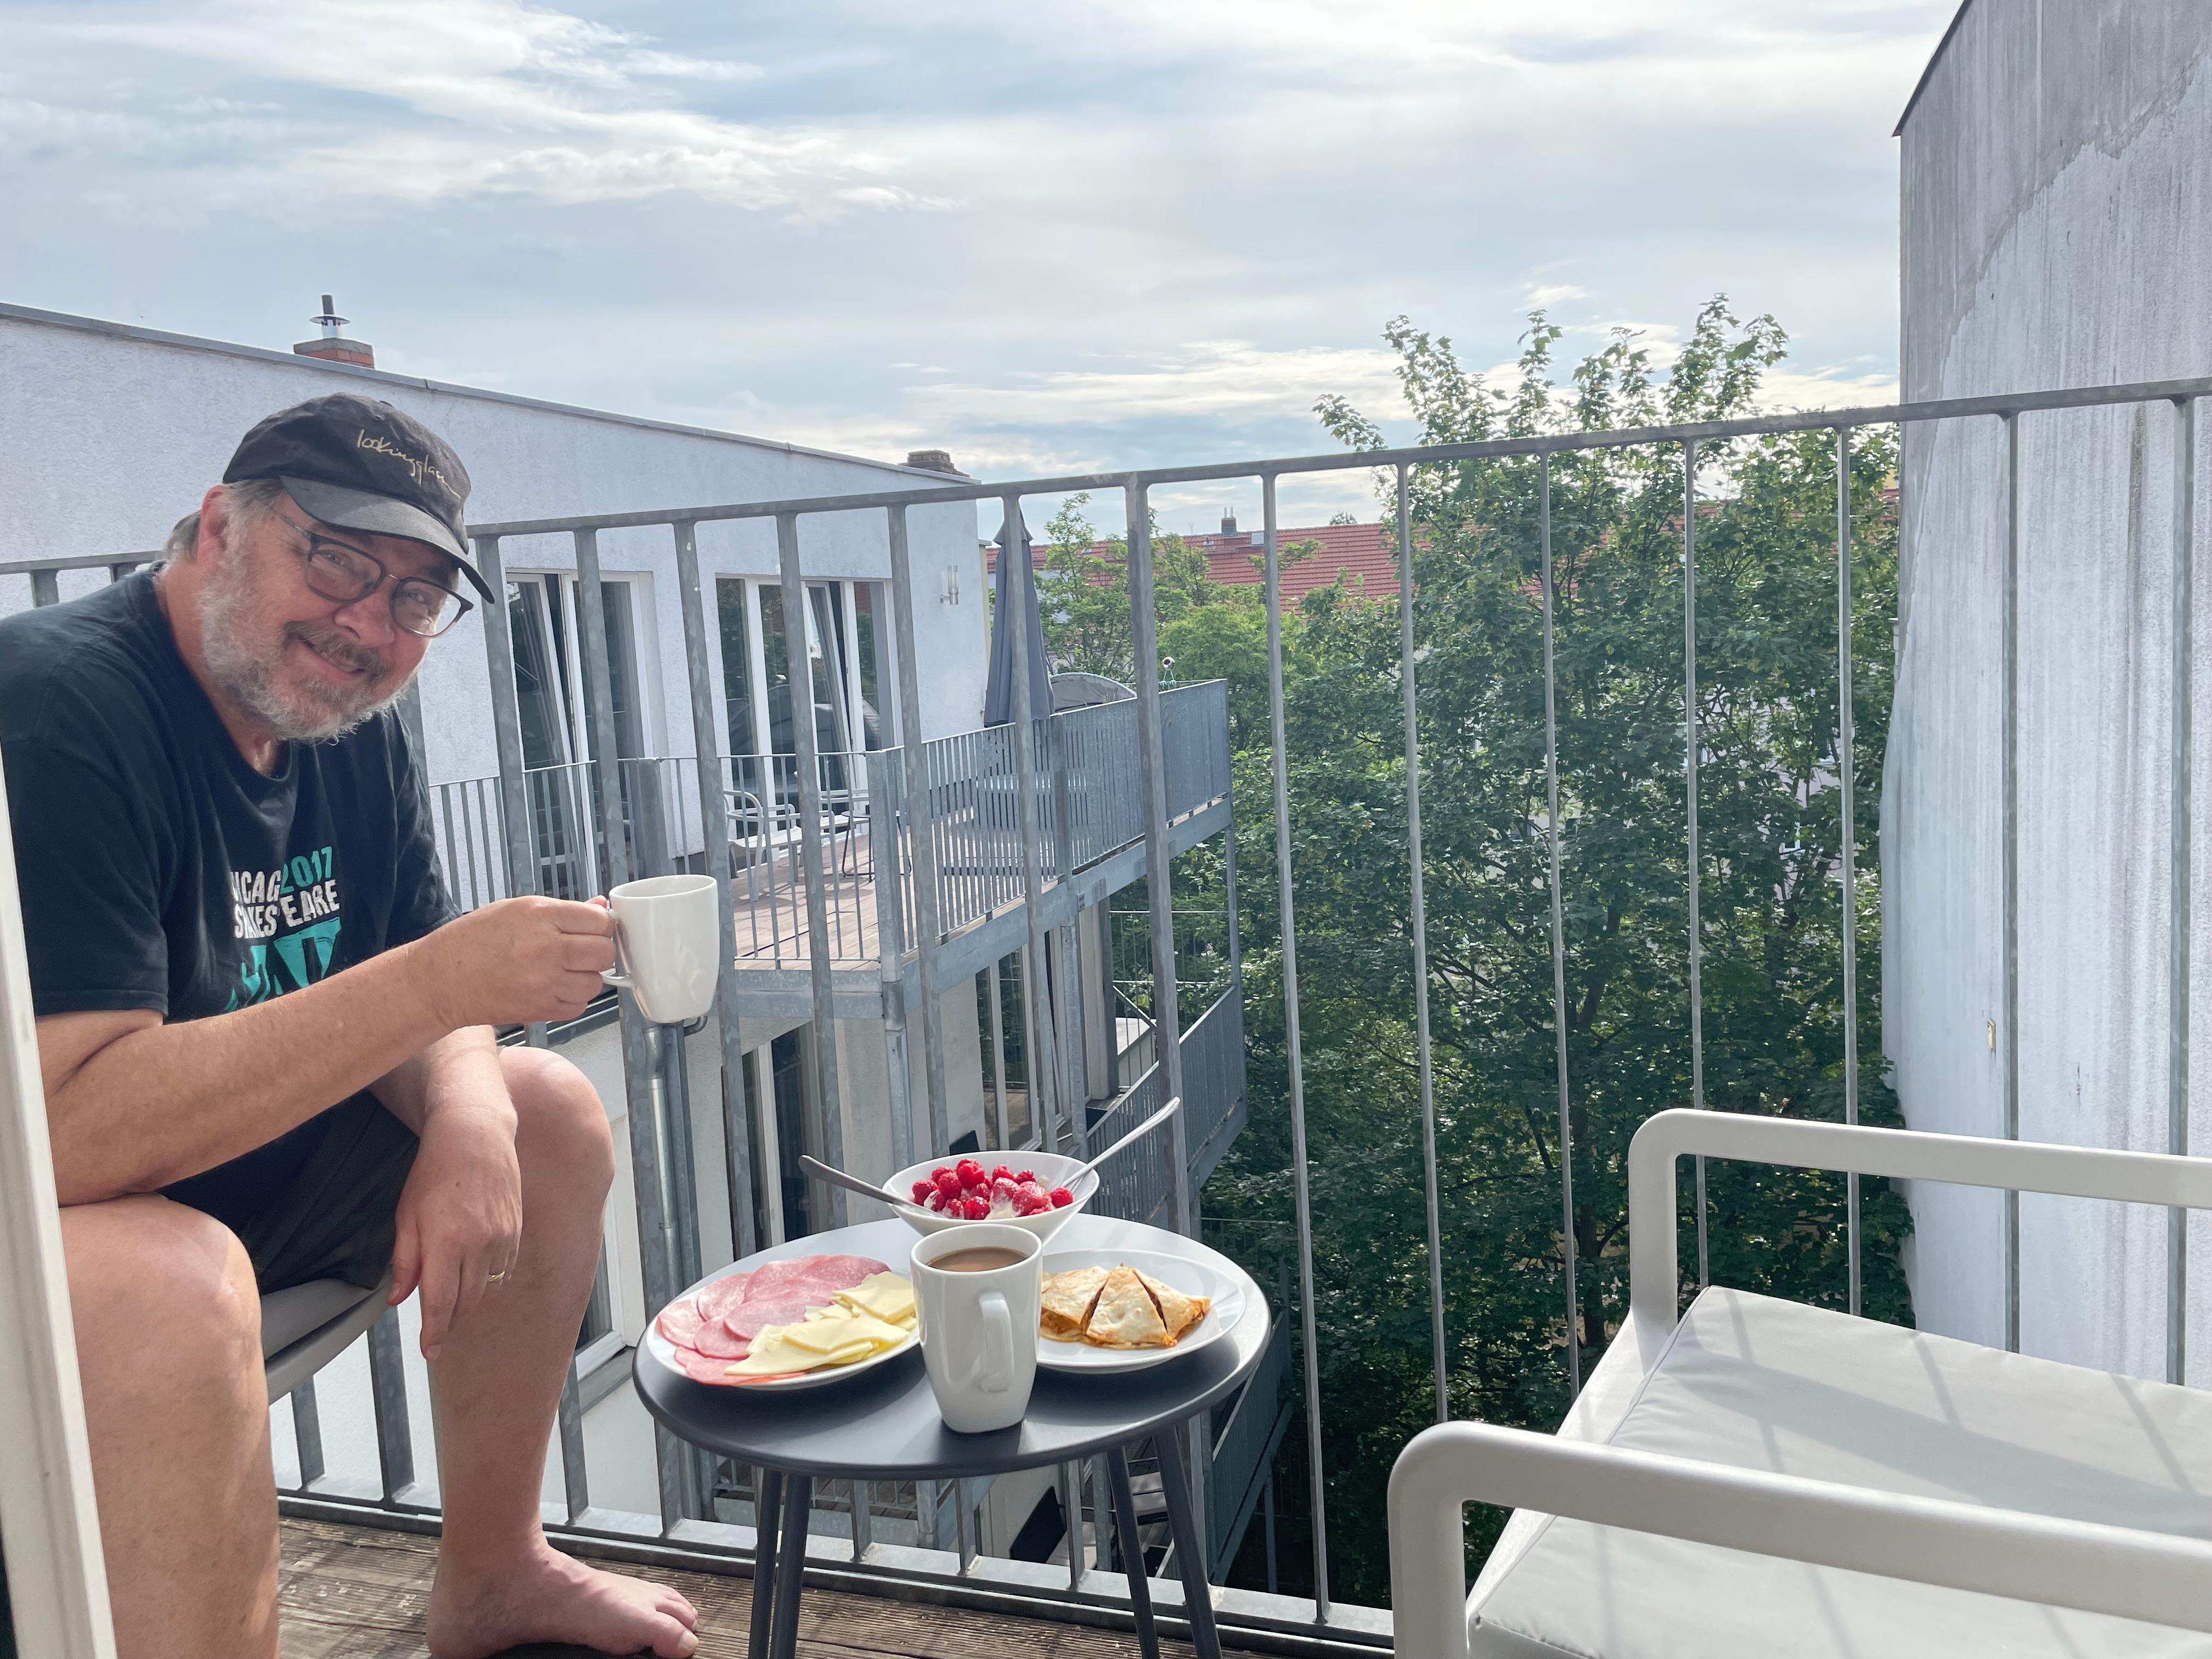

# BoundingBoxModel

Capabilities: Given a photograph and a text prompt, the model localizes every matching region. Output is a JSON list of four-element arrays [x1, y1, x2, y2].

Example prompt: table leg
[[1155, 1428, 1223, 1659], [750, 1467, 784, 1659], [770, 1473, 812, 1659], [1106, 1445, 1160, 1659]]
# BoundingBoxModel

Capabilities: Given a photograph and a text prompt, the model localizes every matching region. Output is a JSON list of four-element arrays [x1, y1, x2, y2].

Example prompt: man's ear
[[190, 484, 232, 563]]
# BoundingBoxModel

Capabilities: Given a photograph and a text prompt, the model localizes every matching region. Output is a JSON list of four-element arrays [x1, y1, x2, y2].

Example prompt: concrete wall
[[0, 303, 993, 778], [1891, 0, 2212, 1376]]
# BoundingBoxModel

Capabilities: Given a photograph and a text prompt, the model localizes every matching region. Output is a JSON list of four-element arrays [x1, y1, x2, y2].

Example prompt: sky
[[0, 0, 1960, 529]]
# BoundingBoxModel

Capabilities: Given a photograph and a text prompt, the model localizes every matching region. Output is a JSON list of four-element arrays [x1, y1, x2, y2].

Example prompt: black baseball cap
[[222, 394, 493, 605]]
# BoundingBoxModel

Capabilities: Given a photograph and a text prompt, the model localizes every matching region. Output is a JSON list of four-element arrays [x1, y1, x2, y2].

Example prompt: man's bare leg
[[422, 1047, 699, 1659], [64, 1194, 276, 1659]]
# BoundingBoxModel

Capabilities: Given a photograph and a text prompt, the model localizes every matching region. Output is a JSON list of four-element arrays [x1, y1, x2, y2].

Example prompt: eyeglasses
[[272, 511, 473, 640]]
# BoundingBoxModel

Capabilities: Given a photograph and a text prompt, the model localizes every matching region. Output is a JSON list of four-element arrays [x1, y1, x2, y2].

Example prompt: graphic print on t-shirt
[[225, 844, 343, 1009]]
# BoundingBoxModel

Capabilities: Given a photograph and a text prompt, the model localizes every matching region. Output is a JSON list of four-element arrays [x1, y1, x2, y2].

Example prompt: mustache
[[286, 622, 391, 680]]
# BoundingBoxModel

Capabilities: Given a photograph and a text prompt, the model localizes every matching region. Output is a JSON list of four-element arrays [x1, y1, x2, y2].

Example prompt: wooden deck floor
[[277, 1517, 1236, 1658]]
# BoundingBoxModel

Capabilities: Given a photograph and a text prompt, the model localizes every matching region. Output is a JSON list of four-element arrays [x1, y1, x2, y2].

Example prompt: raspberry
[[992, 1176, 1020, 1200], [926, 1190, 947, 1212], [1015, 1170, 1038, 1184], [911, 1180, 933, 1205], [990, 1164, 1015, 1183], [934, 1169, 962, 1198], [1048, 1186, 1075, 1208], [964, 1195, 991, 1220], [956, 1158, 986, 1185]]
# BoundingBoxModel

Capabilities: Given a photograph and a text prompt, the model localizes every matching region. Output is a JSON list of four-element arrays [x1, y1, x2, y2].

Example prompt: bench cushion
[[1470, 1288, 2212, 1657]]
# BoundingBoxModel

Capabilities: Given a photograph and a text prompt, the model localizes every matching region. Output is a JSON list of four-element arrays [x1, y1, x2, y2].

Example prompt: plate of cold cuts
[[647, 1252, 919, 1391]]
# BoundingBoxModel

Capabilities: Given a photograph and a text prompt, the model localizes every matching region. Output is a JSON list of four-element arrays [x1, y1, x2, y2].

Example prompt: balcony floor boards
[[277, 1516, 1232, 1658]]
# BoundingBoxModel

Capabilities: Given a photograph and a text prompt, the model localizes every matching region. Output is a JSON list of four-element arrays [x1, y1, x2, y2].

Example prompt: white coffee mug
[[911, 1224, 1041, 1434], [602, 873, 720, 1024]]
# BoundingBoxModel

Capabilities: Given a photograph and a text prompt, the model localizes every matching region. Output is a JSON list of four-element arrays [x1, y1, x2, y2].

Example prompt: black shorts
[[162, 1091, 420, 1295]]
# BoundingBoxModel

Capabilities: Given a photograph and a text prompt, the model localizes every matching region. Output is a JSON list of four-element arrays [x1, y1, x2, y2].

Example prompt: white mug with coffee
[[910, 1224, 1041, 1433], [601, 873, 720, 1024]]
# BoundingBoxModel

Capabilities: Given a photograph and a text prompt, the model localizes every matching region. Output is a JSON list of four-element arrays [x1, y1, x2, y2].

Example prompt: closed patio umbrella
[[983, 505, 1052, 727]]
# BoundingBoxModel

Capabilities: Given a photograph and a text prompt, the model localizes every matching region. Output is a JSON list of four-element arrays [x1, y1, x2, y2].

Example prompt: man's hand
[[388, 1104, 523, 1361], [415, 896, 616, 1031]]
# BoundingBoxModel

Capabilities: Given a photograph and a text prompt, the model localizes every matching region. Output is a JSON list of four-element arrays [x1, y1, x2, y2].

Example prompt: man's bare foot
[[425, 1541, 699, 1658]]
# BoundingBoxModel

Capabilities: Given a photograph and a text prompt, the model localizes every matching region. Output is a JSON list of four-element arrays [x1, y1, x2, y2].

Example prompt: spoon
[[797, 1096, 1184, 1212]]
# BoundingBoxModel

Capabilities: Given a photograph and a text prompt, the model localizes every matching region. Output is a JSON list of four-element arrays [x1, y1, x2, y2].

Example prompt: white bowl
[[882, 1150, 1096, 1242]]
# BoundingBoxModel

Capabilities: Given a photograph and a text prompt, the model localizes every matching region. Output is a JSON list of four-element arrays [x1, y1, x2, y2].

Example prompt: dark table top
[[633, 1215, 1269, 1480]]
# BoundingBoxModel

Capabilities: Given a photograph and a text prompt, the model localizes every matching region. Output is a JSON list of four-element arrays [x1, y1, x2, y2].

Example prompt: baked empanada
[[1138, 1270, 1209, 1341], [1081, 1267, 1169, 1348], [1040, 1266, 1110, 1339]]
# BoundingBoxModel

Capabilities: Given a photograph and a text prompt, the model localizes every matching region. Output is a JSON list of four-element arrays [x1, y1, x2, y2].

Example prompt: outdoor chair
[[262, 1272, 392, 1404], [1389, 1109, 2212, 1658]]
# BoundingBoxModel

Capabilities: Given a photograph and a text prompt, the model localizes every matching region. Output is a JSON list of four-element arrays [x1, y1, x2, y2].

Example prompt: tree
[[1035, 493, 1221, 684], [1192, 300, 1908, 1605]]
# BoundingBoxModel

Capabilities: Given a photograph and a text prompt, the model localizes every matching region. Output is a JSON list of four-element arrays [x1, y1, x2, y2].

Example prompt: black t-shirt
[[0, 569, 455, 1212]]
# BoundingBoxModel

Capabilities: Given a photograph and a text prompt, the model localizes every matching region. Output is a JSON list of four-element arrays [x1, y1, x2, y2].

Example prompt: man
[[0, 395, 699, 1658]]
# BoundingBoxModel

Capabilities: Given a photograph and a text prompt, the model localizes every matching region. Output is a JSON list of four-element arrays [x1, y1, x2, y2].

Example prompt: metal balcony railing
[[10, 371, 2207, 1650]]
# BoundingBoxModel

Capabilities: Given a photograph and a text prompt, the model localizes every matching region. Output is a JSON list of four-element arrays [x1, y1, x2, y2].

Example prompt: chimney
[[1220, 512, 1238, 534], [906, 448, 960, 473], [293, 295, 374, 369]]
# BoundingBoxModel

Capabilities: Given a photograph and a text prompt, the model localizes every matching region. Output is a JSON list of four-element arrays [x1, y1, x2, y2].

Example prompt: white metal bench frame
[[1388, 1109, 2212, 1658]]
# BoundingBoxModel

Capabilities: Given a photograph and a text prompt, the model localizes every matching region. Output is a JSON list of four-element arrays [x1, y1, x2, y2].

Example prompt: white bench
[[1389, 1110, 2212, 1657]]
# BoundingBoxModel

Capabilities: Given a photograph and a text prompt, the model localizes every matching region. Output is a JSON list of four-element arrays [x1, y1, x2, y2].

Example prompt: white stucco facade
[[1890, 0, 2212, 1378], [0, 302, 992, 771]]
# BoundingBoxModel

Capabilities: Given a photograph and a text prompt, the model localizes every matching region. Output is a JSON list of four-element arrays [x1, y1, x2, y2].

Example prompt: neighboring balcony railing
[[428, 685, 1230, 966]]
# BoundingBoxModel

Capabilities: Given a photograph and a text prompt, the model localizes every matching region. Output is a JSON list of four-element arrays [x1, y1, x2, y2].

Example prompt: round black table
[[634, 1215, 1269, 1659]]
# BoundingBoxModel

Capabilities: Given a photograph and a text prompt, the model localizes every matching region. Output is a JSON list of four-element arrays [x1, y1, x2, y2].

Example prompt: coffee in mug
[[931, 1248, 1028, 1273], [911, 1224, 1041, 1432]]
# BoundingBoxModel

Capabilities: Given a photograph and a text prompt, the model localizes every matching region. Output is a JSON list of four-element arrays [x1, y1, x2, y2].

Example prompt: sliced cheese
[[837, 1272, 916, 1325]]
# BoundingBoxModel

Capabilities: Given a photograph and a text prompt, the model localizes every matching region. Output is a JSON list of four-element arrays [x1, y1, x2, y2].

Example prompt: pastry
[[1041, 1266, 1110, 1337], [1081, 1267, 1169, 1347]]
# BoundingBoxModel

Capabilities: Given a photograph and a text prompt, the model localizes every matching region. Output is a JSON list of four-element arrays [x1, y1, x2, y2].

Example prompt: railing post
[[471, 532, 590, 1514], [1261, 473, 1331, 1618], [575, 528, 692, 1523], [1125, 480, 1192, 1234], [1003, 491, 1070, 1153], [777, 511, 849, 1226], [1395, 463, 1448, 1424], [366, 1307, 415, 1504], [869, 747, 916, 1171], [1684, 439, 1709, 1290], [887, 505, 952, 1160], [1837, 429, 1862, 1319], [1542, 455, 1581, 1396], [2002, 413, 2022, 1353], [2171, 395, 2197, 1385], [673, 521, 759, 1261]]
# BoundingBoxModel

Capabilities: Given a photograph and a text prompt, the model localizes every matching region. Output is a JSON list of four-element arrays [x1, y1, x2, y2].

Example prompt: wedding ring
[[488, 1270, 509, 1283]]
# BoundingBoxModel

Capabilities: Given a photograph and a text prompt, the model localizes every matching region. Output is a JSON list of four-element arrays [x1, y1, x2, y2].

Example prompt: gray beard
[[196, 553, 403, 744]]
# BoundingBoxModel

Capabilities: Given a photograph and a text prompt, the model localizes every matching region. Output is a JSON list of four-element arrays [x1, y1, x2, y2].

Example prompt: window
[[504, 572, 653, 897]]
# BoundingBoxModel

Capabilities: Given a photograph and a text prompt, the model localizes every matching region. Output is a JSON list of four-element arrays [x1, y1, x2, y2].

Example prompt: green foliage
[[1036, 492, 1219, 684], [1189, 300, 1910, 1607]]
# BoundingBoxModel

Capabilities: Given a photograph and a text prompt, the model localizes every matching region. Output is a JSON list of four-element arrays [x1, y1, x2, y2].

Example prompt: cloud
[[910, 341, 1407, 427], [20, 0, 917, 214]]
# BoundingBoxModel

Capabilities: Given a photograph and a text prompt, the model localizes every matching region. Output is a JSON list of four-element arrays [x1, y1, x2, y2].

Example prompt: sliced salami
[[655, 1298, 707, 1348], [695, 1269, 754, 1325], [798, 1254, 889, 1291], [676, 1347, 740, 1384], [725, 1289, 836, 1342]]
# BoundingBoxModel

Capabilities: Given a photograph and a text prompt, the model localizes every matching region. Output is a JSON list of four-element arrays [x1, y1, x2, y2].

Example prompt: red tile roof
[[989, 520, 1403, 603]]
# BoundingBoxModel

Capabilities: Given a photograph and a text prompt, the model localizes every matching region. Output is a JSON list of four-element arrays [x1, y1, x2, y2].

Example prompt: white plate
[[1033, 1248, 1245, 1374], [644, 1276, 919, 1393]]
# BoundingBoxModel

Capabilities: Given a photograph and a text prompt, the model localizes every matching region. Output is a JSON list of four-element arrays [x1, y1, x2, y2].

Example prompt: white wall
[[1891, 0, 2212, 1376], [0, 304, 992, 785]]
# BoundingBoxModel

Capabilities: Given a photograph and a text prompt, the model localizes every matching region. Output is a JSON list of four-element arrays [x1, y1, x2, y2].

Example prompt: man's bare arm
[[36, 896, 614, 1205]]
